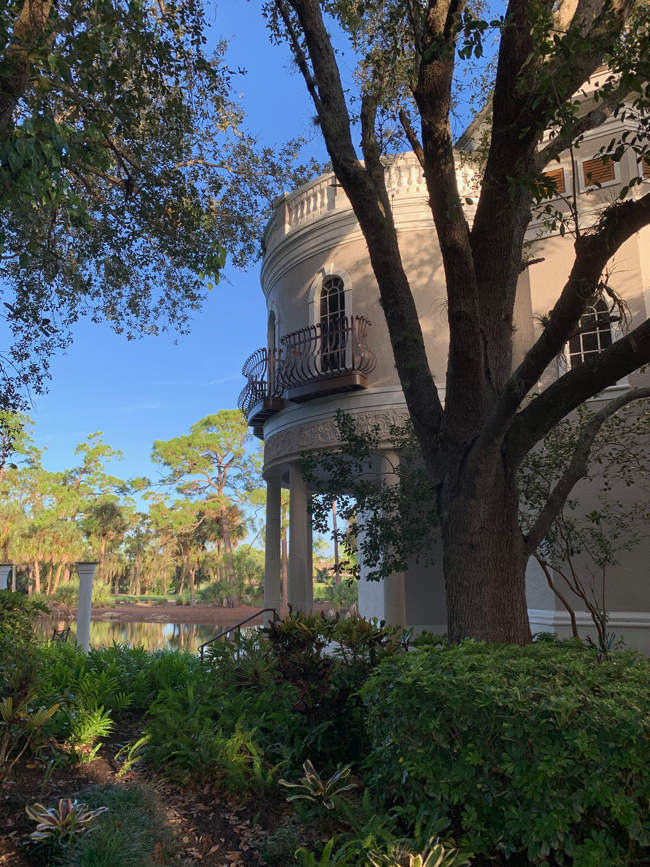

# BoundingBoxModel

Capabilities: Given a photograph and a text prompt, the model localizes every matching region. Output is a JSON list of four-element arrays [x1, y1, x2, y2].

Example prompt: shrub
[[318, 579, 358, 609], [54, 578, 112, 608], [0, 589, 48, 656], [144, 680, 267, 790], [362, 641, 650, 866]]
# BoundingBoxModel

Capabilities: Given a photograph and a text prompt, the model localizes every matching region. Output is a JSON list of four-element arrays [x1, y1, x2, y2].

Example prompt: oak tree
[[266, 0, 650, 642], [0, 0, 318, 410]]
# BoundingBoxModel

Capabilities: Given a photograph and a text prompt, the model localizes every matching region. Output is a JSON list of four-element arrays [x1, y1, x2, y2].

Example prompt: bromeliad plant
[[280, 760, 357, 810], [26, 798, 108, 848], [368, 839, 471, 867]]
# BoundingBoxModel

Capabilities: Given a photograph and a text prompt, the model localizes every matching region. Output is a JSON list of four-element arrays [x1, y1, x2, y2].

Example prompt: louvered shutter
[[582, 158, 615, 186], [544, 168, 566, 195]]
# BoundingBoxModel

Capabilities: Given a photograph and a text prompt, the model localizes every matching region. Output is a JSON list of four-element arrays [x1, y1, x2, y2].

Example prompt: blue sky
[[29, 0, 329, 482]]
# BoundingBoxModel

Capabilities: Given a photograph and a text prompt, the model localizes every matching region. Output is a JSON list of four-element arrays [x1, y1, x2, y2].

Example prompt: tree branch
[[534, 552, 579, 638], [480, 189, 650, 452], [524, 387, 650, 555], [508, 320, 650, 465], [535, 84, 631, 170], [398, 107, 425, 169], [0, 0, 53, 135], [274, 0, 444, 470], [274, 0, 322, 112]]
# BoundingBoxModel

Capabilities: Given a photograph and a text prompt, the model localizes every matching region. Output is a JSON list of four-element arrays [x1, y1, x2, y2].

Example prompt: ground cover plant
[[4, 598, 650, 865]]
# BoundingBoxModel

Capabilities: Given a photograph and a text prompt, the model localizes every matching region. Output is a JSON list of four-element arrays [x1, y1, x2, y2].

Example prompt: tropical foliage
[[0, 411, 266, 601]]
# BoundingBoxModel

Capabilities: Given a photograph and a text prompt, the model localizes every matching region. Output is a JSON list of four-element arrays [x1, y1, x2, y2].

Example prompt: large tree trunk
[[440, 459, 531, 644], [33, 560, 40, 595], [62, 562, 70, 584]]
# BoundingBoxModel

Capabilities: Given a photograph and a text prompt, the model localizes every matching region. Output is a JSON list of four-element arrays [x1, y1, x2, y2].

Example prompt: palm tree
[[82, 500, 129, 587]]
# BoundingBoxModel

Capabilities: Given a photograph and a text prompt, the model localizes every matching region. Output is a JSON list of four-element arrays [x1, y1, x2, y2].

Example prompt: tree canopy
[[266, 0, 650, 642], [0, 0, 319, 410]]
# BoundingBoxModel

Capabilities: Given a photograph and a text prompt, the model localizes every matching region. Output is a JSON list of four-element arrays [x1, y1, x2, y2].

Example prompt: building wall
[[255, 139, 650, 649]]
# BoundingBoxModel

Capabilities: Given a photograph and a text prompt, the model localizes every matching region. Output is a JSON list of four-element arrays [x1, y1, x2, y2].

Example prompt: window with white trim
[[568, 299, 613, 369]]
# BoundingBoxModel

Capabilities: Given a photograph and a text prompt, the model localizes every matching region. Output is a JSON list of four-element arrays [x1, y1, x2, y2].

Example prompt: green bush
[[0, 589, 48, 656], [362, 640, 650, 866], [316, 579, 358, 609], [58, 782, 174, 867], [54, 578, 112, 608]]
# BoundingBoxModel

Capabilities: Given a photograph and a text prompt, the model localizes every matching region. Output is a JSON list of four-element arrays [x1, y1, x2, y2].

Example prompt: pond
[[34, 618, 220, 652]]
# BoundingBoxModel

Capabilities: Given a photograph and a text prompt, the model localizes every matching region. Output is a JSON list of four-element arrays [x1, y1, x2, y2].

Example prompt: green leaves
[[279, 759, 357, 810], [362, 641, 650, 865], [0, 0, 319, 410]]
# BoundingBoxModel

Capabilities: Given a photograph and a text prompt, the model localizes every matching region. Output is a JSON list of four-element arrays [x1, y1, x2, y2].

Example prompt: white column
[[264, 477, 282, 624], [288, 464, 311, 612], [307, 505, 314, 612], [357, 511, 384, 620], [0, 564, 10, 590], [381, 452, 407, 628], [76, 562, 97, 652]]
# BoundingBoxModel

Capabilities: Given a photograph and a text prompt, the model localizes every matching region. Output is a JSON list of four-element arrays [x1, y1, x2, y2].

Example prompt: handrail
[[278, 315, 376, 390], [238, 348, 283, 420], [198, 607, 278, 663]]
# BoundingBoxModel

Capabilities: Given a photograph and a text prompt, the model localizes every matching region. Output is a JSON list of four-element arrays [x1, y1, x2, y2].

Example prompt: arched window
[[320, 275, 346, 372], [320, 275, 345, 324], [568, 299, 613, 369]]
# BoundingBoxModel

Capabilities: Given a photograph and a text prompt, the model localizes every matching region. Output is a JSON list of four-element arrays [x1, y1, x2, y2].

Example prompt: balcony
[[239, 316, 376, 433], [279, 316, 376, 401], [238, 348, 285, 435]]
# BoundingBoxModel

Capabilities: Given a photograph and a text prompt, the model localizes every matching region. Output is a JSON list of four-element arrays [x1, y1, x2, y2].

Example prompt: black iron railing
[[278, 316, 376, 391], [239, 316, 376, 423], [198, 607, 278, 663], [238, 348, 283, 420]]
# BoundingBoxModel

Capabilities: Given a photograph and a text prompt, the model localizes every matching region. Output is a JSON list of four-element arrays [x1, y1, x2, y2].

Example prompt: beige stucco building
[[239, 91, 650, 651]]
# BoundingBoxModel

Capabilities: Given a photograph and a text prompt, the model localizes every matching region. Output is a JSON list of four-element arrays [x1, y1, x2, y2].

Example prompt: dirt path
[[0, 727, 289, 867]]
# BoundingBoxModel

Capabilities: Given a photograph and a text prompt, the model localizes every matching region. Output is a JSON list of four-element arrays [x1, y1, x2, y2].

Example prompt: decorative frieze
[[264, 409, 409, 466]]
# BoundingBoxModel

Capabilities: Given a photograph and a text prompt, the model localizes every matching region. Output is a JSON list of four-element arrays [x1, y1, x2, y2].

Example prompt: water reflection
[[34, 619, 218, 652]]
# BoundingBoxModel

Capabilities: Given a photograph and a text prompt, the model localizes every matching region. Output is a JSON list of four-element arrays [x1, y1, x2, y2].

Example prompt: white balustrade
[[263, 151, 480, 257]]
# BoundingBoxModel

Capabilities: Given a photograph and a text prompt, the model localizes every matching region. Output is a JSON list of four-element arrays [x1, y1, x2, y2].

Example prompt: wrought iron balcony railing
[[279, 316, 376, 402], [238, 347, 284, 432], [239, 316, 376, 433]]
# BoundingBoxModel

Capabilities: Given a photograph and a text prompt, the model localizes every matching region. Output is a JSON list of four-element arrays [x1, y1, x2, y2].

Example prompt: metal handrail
[[238, 348, 283, 420], [198, 607, 279, 663], [278, 315, 376, 390]]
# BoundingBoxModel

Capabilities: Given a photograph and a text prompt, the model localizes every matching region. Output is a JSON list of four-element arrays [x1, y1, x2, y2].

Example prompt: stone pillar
[[381, 452, 407, 628], [0, 564, 10, 590], [264, 477, 282, 624], [288, 464, 312, 612], [357, 512, 383, 620], [76, 562, 97, 653]]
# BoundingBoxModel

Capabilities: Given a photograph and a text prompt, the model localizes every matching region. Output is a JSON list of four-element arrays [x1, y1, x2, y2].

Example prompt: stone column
[[0, 564, 10, 590], [76, 562, 97, 653], [357, 511, 383, 620], [288, 463, 312, 612], [264, 477, 282, 624], [381, 452, 407, 628]]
